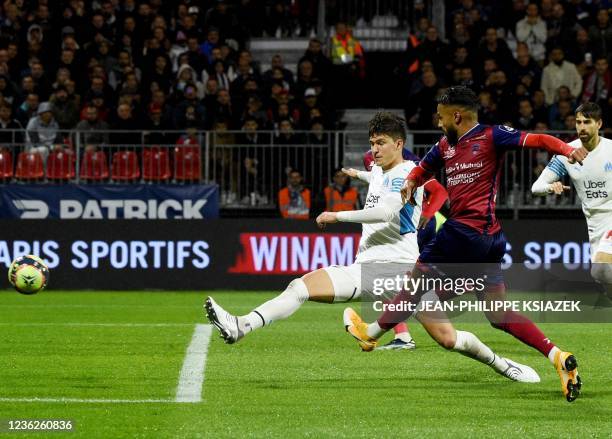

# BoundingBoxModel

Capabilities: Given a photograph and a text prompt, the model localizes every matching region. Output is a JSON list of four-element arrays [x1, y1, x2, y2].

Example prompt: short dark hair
[[575, 102, 602, 121], [368, 111, 406, 142], [437, 86, 479, 112]]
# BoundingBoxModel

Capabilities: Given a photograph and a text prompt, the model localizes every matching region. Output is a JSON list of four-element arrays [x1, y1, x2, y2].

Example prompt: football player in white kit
[[205, 112, 540, 383], [532, 102, 612, 292]]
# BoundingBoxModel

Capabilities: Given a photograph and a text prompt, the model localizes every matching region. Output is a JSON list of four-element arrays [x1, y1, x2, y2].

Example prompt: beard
[[444, 126, 459, 145]]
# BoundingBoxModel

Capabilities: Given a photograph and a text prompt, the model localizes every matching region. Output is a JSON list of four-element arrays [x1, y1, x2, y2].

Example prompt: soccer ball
[[8, 255, 49, 295]]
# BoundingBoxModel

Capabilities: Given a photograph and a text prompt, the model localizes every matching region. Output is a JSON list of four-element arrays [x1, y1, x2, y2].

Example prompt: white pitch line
[[175, 324, 213, 403], [0, 398, 174, 404], [0, 323, 193, 327]]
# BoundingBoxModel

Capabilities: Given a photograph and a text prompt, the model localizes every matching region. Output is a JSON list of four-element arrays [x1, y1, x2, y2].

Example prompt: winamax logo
[[11, 199, 209, 219]]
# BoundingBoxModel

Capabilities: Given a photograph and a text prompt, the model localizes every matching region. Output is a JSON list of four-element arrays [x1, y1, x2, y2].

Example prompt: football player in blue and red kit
[[346, 86, 588, 402]]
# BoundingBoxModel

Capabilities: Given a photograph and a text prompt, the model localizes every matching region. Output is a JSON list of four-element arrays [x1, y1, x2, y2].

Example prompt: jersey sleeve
[[545, 156, 569, 178], [420, 142, 444, 172], [492, 125, 528, 150]]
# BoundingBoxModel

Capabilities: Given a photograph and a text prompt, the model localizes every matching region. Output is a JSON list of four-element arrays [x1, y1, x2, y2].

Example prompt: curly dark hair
[[437, 86, 479, 112], [368, 111, 406, 142]]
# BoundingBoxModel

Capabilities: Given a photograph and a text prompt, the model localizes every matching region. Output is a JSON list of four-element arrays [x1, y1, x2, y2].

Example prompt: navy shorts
[[418, 219, 506, 285], [417, 216, 437, 252]]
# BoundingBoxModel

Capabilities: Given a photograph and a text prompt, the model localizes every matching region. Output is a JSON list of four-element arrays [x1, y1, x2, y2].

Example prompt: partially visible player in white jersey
[[205, 112, 540, 383], [532, 102, 612, 292]]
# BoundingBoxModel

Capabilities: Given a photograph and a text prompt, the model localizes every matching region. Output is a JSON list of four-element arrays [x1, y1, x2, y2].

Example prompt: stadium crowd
[[0, 0, 330, 152], [0, 0, 608, 214], [407, 0, 612, 133]]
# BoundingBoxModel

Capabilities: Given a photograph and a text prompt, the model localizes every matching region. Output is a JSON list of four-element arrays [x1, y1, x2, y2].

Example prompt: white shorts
[[323, 262, 408, 303], [323, 264, 362, 302], [594, 229, 612, 258]]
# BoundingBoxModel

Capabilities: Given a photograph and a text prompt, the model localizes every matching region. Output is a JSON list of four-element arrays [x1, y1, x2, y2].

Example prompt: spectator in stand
[[182, 35, 207, 75], [173, 84, 206, 130], [330, 22, 365, 106], [75, 106, 110, 147], [143, 103, 173, 145], [0, 101, 23, 144], [212, 89, 234, 126], [546, 2, 577, 50], [203, 0, 240, 43], [241, 95, 267, 129], [485, 70, 514, 122], [29, 61, 53, 101], [294, 59, 317, 101], [581, 57, 612, 120], [142, 55, 173, 96], [199, 28, 220, 65], [324, 168, 359, 212], [110, 102, 141, 145], [531, 89, 548, 123], [299, 38, 332, 82], [16, 93, 39, 127], [25, 102, 60, 161], [516, 2, 547, 62], [278, 169, 310, 219], [308, 118, 328, 145], [406, 70, 440, 129], [477, 27, 514, 72], [514, 98, 537, 130], [263, 54, 294, 88], [541, 47, 583, 105], [548, 98, 573, 130], [416, 25, 450, 78], [175, 64, 205, 99], [566, 28, 594, 75], [50, 86, 80, 130], [513, 43, 542, 94], [276, 118, 305, 144], [478, 90, 499, 125], [203, 78, 219, 115], [588, 9, 612, 61]]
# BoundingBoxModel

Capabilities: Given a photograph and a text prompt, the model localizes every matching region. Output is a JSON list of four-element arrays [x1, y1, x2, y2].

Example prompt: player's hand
[[567, 146, 588, 165], [418, 215, 431, 229], [401, 179, 417, 205], [341, 167, 359, 178], [548, 181, 571, 195], [316, 211, 338, 229]]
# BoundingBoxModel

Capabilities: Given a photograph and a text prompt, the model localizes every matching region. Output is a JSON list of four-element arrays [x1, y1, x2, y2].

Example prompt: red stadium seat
[[111, 150, 140, 181], [142, 147, 171, 181], [0, 148, 13, 179], [79, 150, 109, 181], [174, 145, 201, 181], [47, 149, 75, 180], [15, 151, 44, 180]]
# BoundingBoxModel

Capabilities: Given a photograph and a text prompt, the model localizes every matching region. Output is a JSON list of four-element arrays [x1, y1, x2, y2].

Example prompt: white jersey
[[355, 161, 423, 264], [545, 137, 612, 252]]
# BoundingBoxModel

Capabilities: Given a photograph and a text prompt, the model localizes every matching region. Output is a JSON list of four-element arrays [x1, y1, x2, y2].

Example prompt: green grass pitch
[[0, 290, 611, 438]]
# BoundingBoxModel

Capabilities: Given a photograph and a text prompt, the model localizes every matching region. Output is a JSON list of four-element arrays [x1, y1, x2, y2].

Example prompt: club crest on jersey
[[472, 143, 480, 154], [605, 161, 612, 172], [499, 125, 517, 133], [442, 146, 456, 159]]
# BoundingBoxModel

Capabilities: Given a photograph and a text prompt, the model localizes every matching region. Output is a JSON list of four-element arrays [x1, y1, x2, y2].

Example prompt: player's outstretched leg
[[205, 276, 311, 344], [344, 307, 540, 383], [481, 284, 580, 401]]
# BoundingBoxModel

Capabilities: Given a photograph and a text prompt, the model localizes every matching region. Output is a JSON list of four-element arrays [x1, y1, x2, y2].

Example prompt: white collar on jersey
[[457, 123, 481, 143]]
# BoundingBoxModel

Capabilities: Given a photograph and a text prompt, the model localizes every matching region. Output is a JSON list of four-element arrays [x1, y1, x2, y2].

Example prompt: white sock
[[394, 331, 413, 343], [453, 330, 507, 373], [366, 321, 387, 339], [238, 278, 309, 333], [548, 346, 560, 365]]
